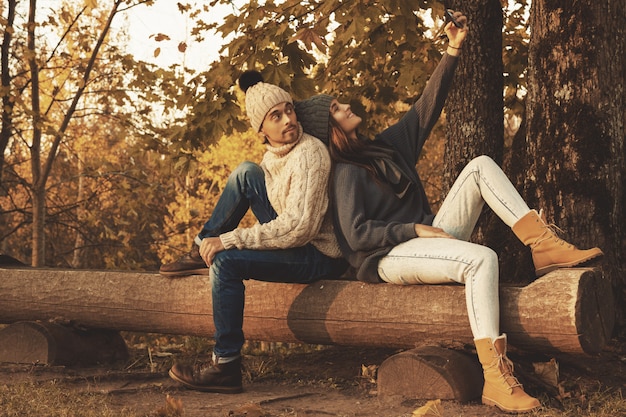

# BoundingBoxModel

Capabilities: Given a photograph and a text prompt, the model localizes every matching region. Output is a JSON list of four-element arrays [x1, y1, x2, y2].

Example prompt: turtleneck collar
[[265, 123, 304, 157]]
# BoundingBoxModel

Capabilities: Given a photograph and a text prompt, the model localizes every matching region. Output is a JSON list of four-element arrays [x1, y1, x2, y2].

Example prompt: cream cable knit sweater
[[219, 127, 342, 258]]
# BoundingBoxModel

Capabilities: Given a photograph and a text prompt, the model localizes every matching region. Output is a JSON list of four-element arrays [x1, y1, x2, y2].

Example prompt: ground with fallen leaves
[[1, 337, 624, 417]]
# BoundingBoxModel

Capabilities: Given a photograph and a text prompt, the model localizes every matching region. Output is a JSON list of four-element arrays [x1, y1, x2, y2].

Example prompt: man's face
[[259, 102, 299, 147]]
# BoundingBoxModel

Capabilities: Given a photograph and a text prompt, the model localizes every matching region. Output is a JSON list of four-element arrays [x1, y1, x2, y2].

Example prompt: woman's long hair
[[328, 117, 382, 181], [328, 116, 412, 197]]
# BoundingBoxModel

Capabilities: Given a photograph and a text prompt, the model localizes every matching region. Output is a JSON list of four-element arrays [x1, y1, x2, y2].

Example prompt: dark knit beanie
[[294, 94, 334, 145]]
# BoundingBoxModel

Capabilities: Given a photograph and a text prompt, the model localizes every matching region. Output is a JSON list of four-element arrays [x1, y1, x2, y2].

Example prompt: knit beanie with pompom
[[238, 70, 293, 133]]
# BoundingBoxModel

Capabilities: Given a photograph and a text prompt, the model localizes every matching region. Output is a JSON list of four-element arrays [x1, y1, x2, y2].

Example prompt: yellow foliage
[[158, 130, 265, 263]]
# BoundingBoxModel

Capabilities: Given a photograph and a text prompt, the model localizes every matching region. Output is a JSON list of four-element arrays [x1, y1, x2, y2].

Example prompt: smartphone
[[444, 9, 463, 28]]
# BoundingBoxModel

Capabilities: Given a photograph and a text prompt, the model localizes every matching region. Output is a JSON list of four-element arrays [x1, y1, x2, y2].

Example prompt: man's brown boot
[[169, 356, 242, 393], [159, 244, 209, 277], [475, 335, 541, 413], [512, 209, 603, 276]]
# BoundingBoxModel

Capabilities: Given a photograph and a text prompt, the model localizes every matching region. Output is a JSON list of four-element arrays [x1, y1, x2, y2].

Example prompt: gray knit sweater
[[330, 53, 459, 282]]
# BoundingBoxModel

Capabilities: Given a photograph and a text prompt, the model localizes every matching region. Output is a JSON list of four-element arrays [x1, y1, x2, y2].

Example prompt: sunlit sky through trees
[[115, 0, 239, 71]]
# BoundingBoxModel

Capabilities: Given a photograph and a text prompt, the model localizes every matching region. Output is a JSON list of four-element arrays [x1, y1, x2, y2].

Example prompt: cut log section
[[0, 321, 128, 365], [377, 346, 483, 402], [0, 267, 614, 355]]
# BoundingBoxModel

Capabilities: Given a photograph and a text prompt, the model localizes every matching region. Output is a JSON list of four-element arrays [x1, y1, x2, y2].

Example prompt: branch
[[38, 0, 124, 189]]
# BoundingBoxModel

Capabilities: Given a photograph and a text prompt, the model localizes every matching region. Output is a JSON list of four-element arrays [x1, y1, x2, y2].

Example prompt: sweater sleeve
[[332, 165, 417, 253], [377, 53, 459, 166], [219, 139, 331, 250]]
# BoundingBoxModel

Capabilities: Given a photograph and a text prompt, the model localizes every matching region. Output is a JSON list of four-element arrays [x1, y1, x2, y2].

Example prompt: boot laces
[[533, 210, 573, 249], [192, 360, 217, 376], [489, 354, 523, 389]]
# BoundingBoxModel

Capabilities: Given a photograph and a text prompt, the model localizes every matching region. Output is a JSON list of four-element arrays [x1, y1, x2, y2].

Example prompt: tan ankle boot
[[512, 209, 603, 276], [475, 335, 541, 413]]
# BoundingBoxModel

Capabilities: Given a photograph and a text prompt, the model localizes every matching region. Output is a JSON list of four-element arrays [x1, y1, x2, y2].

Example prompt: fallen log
[[0, 266, 614, 355]]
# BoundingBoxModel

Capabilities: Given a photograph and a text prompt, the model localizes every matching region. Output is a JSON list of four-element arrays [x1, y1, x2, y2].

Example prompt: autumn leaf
[[533, 358, 559, 388], [154, 394, 183, 417], [412, 399, 444, 416], [178, 42, 187, 53], [232, 403, 266, 417], [290, 27, 327, 52], [360, 364, 377, 383], [152, 33, 171, 42]]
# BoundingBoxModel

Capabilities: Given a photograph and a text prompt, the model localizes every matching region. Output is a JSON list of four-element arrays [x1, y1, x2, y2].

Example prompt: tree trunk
[[71, 158, 86, 268], [0, 0, 17, 188], [445, 0, 504, 180], [444, 0, 510, 275], [524, 0, 625, 330], [31, 187, 46, 267], [28, 0, 44, 267]]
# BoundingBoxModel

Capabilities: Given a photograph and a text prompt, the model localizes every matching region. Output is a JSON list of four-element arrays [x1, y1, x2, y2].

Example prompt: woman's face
[[330, 99, 361, 139]]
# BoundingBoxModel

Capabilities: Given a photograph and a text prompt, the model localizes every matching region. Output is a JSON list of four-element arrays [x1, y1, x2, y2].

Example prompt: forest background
[[0, 0, 624, 334]]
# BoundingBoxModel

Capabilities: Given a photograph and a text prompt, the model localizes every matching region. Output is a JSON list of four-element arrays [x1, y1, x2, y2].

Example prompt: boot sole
[[482, 396, 540, 414], [535, 252, 604, 277], [168, 369, 243, 393], [159, 268, 211, 278]]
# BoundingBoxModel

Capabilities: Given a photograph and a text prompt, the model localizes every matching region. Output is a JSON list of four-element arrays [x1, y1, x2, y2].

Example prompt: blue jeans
[[211, 245, 346, 357], [194, 161, 346, 357], [196, 161, 277, 242]]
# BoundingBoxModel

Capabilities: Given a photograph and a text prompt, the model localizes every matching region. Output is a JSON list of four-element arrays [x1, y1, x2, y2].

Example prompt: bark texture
[[522, 0, 625, 327]]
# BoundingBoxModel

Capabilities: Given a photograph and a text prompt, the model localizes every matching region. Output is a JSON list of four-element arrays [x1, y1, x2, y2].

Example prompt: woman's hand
[[414, 223, 456, 239], [445, 10, 468, 56], [199, 237, 225, 266]]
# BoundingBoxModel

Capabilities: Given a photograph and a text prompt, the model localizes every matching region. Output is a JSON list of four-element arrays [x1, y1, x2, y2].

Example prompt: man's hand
[[414, 224, 455, 239], [199, 237, 225, 266]]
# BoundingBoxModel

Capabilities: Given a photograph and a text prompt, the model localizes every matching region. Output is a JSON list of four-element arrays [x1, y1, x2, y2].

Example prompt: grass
[[0, 333, 623, 417], [0, 381, 138, 417]]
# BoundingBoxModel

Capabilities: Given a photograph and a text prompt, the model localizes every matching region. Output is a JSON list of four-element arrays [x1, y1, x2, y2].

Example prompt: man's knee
[[231, 161, 263, 179], [211, 250, 249, 280]]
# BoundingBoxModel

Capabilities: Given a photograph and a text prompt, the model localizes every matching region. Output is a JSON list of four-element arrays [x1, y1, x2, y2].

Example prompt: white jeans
[[377, 156, 531, 340]]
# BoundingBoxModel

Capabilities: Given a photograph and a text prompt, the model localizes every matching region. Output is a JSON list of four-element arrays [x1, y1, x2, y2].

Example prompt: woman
[[297, 11, 603, 414]]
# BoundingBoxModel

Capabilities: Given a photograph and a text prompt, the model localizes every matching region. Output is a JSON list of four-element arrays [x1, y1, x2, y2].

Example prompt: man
[[164, 71, 346, 393]]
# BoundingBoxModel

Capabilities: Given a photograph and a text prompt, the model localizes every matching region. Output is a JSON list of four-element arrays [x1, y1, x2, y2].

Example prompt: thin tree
[[26, 0, 126, 266], [0, 0, 17, 189]]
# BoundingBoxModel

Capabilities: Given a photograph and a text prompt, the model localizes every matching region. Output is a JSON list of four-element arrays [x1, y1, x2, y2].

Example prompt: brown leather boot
[[512, 209, 603, 276], [475, 335, 540, 413], [159, 244, 209, 277], [169, 356, 242, 393]]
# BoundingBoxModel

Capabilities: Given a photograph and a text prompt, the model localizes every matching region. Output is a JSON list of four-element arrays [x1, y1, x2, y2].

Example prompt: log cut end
[[0, 321, 129, 366], [575, 269, 615, 354], [377, 346, 483, 403], [502, 267, 613, 355]]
